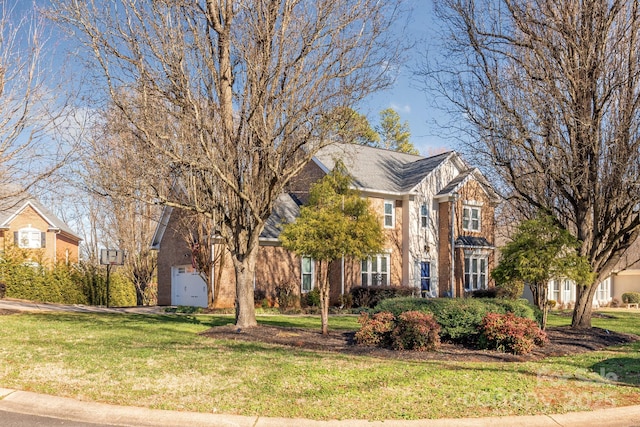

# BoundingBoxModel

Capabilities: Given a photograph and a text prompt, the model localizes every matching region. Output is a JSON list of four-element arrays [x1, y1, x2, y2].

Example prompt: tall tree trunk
[[233, 247, 258, 329], [540, 301, 548, 331], [572, 282, 597, 329], [530, 282, 548, 330], [318, 260, 330, 336]]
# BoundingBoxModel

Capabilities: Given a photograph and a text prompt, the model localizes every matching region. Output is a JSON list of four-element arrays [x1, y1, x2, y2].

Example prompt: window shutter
[[41, 232, 46, 248], [14, 231, 18, 245]]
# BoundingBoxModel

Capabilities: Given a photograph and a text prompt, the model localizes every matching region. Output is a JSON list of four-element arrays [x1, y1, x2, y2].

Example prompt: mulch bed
[[3, 307, 635, 362], [200, 324, 639, 362]]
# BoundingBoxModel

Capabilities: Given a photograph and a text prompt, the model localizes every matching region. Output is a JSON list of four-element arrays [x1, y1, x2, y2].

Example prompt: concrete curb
[[1, 389, 640, 427]]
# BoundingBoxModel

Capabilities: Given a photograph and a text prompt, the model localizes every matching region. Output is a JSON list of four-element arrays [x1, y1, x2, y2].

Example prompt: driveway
[[0, 298, 166, 314]]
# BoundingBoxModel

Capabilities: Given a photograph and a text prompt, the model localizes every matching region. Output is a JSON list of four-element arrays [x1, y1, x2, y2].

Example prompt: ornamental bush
[[391, 311, 440, 351], [373, 297, 540, 343], [355, 310, 440, 351], [478, 312, 548, 355], [622, 292, 640, 304], [350, 285, 415, 308], [354, 311, 395, 347]]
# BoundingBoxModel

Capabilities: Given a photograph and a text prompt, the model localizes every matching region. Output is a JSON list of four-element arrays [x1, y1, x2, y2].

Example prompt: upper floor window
[[301, 256, 314, 293], [462, 205, 481, 231], [420, 204, 428, 228], [361, 254, 390, 286], [384, 200, 395, 228], [16, 227, 44, 249]]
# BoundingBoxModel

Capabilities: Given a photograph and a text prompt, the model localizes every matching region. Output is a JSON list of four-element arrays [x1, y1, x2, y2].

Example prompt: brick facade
[[0, 204, 80, 265], [153, 145, 498, 308]]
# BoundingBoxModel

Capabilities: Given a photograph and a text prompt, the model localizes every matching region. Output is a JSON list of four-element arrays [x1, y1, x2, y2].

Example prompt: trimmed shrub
[[350, 285, 416, 308], [622, 292, 640, 304], [354, 311, 395, 347], [274, 282, 299, 311], [254, 288, 267, 307], [467, 288, 498, 298], [108, 273, 137, 307], [478, 312, 548, 355], [338, 293, 353, 309], [374, 297, 540, 343], [303, 287, 321, 307], [495, 280, 525, 300], [391, 311, 440, 351], [1, 256, 88, 305]]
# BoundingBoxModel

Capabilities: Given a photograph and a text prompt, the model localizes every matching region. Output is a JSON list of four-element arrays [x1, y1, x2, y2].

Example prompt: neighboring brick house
[[151, 143, 499, 308], [0, 193, 81, 264]]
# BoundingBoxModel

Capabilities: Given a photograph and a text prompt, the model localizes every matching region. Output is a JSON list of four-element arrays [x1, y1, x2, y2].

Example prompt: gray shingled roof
[[0, 192, 81, 240], [436, 169, 474, 197], [313, 143, 453, 194], [260, 193, 300, 240], [455, 236, 493, 248]]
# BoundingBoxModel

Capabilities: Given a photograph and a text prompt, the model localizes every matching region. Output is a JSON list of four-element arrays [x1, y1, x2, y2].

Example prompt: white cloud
[[390, 103, 411, 114]]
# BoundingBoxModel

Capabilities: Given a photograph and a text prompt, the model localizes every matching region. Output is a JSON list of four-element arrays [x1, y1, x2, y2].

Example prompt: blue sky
[[25, 0, 453, 157], [359, 0, 455, 155]]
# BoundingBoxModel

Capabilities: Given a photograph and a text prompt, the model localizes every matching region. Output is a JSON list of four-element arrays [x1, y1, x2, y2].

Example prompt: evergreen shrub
[[391, 310, 440, 351], [478, 312, 548, 355], [350, 285, 415, 308], [373, 297, 540, 343], [354, 311, 395, 347], [622, 292, 640, 304]]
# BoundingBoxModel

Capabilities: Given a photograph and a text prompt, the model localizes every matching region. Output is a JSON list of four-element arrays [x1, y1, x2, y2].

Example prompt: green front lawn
[[0, 310, 638, 420]]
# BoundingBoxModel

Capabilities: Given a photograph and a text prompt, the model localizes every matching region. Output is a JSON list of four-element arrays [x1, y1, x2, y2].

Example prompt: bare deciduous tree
[[82, 106, 160, 306], [0, 2, 74, 202], [51, 0, 405, 327], [427, 0, 640, 328]]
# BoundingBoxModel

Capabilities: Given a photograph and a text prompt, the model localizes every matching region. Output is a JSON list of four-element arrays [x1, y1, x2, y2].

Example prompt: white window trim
[[595, 279, 611, 302], [548, 280, 561, 302], [361, 253, 390, 286], [420, 261, 431, 293], [464, 254, 487, 291], [462, 205, 481, 232], [301, 256, 315, 293], [420, 203, 428, 228], [18, 226, 43, 249], [383, 200, 395, 228]]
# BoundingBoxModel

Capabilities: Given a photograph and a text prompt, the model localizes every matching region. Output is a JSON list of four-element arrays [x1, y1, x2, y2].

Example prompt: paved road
[[1, 410, 116, 427]]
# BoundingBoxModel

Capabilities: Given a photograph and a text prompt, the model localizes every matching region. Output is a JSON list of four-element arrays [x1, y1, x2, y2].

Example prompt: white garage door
[[171, 265, 208, 308]]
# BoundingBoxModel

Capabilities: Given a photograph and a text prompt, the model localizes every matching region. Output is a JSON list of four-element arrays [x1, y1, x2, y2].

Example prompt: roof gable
[[0, 194, 81, 241], [313, 143, 457, 195], [435, 168, 500, 203]]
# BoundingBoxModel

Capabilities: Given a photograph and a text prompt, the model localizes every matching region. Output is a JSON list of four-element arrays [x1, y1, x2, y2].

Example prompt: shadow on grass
[[20, 311, 236, 330], [592, 357, 640, 386]]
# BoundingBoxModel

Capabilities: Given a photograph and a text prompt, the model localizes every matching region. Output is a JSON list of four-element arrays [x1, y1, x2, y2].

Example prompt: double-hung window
[[17, 227, 44, 249], [301, 256, 314, 293], [420, 261, 431, 294], [361, 254, 390, 286], [595, 279, 610, 302], [548, 280, 561, 302], [420, 204, 428, 228], [462, 205, 481, 231], [384, 200, 395, 228], [464, 255, 487, 291]]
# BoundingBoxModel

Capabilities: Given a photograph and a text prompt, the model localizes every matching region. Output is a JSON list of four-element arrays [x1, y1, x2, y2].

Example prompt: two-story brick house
[[152, 143, 499, 308]]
